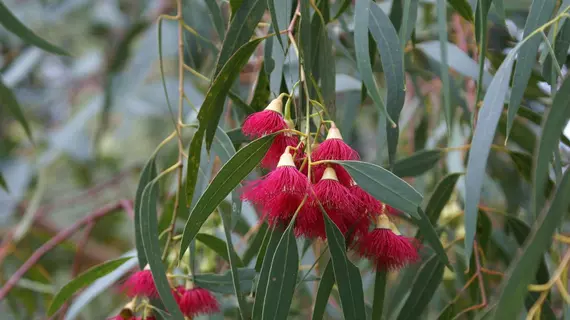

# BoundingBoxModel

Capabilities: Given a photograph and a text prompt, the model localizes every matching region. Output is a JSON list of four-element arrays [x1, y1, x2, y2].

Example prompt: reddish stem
[[0, 200, 131, 300]]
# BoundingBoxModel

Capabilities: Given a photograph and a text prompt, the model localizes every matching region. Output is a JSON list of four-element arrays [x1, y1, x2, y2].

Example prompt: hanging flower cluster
[[240, 97, 420, 271], [109, 268, 219, 320]]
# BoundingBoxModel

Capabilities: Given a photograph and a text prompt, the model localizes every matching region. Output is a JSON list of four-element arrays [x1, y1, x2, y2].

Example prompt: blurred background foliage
[[1, 0, 570, 319]]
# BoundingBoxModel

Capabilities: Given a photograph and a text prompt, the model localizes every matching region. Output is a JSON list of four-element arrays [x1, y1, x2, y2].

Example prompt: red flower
[[122, 269, 158, 298], [242, 98, 287, 138], [261, 133, 298, 169], [311, 123, 359, 185], [172, 286, 220, 317], [242, 151, 309, 226], [295, 167, 356, 239], [358, 215, 419, 270]]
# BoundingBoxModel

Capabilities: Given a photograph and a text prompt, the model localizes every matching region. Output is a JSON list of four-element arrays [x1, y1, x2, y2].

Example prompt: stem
[[163, 0, 186, 261]]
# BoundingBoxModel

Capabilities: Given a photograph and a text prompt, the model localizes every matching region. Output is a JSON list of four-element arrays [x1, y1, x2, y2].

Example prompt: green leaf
[[268, 0, 293, 48], [219, 203, 250, 318], [396, 255, 445, 320], [250, 63, 271, 112], [215, 0, 267, 75], [336, 161, 423, 218], [253, 227, 285, 318], [193, 268, 256, 294], [493, 169, 570, 318], [0, 172, 8, 192], [506, 0, 556, 138], [200, 37, 266, 151], [180, 134, 275, 257], [533, 67, 570, 215], [0, 78, 33, 143], [436, 0, 452, 133], [543, 20, 570, 84], [140, 182, 184, 319], [372, 271, 387, 320], [0, 2, 69, 55], [134, 157, 157, 268], [464, 50, 516, 264], [323, 211, 366, 320], [354, 0, 393, 126], [242, 222, 268, 265], [413, 208, 451, 268], [369, 3, 406, 167], [261, 227, 299, 320], [196, 233, 244, 267], [399, 0, 419, 48], [47, 257, 133, 316], [204, 0, 226, 41], [474, 0, 493, 105], [424, 173, 461, 223], [311, 262, 334, 320], [392, 150, 443, 178], [447, 0, 475, 22]]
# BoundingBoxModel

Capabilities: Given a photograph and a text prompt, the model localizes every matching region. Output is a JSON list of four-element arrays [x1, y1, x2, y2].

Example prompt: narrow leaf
[[0, 172, 8, 192], [204, 0, 226, 41], [311, 262, 334, 320], [193, 268, 256, 294], [533, 64, 570, 215], [268, 0, 293, 48], [134, 157, 157, 268], [424, 173, 462, 223], [0, 78, 33, 142], [396, 255, 445, 320], [0, 2, 69, 55], [195, 233, 244, 266], [201, 38, 266, 151], [393, 150, 443, 178], [324, 212, 366, 320], [436, 0, 452, 133], [369, 3, 406, 166], [242, 222, 268, 265], [399, 0, 419, 47], [413, 208, 451, 268], [474, 0, 493, 105], [354, 0, 393, 126], [261, 227, 299, 320], [506, 0, 556, 137], [493, 169, 570, 318], [336, 161, 423, 218], [253, 227, 285, 318], [464, 52, 516, 263], [47, 257, 133, 316], [447, 0, 475, 22], [372, 271, 387, 320], [179, 134, 275, 257]]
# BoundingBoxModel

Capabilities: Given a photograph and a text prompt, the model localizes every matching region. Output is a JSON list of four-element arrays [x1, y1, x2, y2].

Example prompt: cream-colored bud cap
[[265, 97, 283, 114], [277, 151, 296, 167], [326, 122, 343, 140], [376, 214, 392, 229], [321, 166, 339, 181]]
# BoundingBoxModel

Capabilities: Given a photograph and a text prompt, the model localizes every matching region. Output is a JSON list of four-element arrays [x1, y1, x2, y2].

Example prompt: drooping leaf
[[393, 150, 443, 178], [396, 255, 445, 320], [474, 0, 493, 105], [0, 172, 8, 192], [506, 0, 557, 138], [413, 208, 451, 268], [354, 0, 393, 126], [311, 262, 334, 320], [464, 50, 516, 264], [195, 233, 244, 267], [180, 134, 275, 257], [134, 157, 157, 268], [204, 0, 226, 41], [193, 268, 256, 294], [493, 169, 570, 318], [424, 173, 462, 223], [215, 0, 267, 75], [399, 0, 419, 48], [242, 222, 268, 265], [336, 161, 423, 218], [372, 271, 387, 320], [323, 211, 366, 320], [140, 182, 184, 319], [0, 78, 33, 143], [200, 37, 266, 151], [47, 257, 134, 316], [369, 3, 406, 167], [261, 227, 299, 320], [253, 226, 286, 318], [543, 20, 570, 84], [0, 2, 69, 55], [533, 71, 570, 216], [436, 0, 452, 133], [447, 0, 475, 22], [267, 0, 293, 48]]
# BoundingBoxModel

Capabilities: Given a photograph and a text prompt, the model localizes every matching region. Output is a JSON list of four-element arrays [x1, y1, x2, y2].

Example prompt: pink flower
[[311, 123, 359, 185], [172, 286, 220, 317], [122, 270, 158, 298], [242, 152, 309, 226]]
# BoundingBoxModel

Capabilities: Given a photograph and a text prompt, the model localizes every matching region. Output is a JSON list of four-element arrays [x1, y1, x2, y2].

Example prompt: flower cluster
[[110, 269, 219, 319], [241, 100, 420, 270]]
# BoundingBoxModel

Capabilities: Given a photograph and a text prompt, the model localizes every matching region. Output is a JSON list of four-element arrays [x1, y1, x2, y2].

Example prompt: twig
[[453, 241, 488, 319], [0, 200, 131, 300]]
